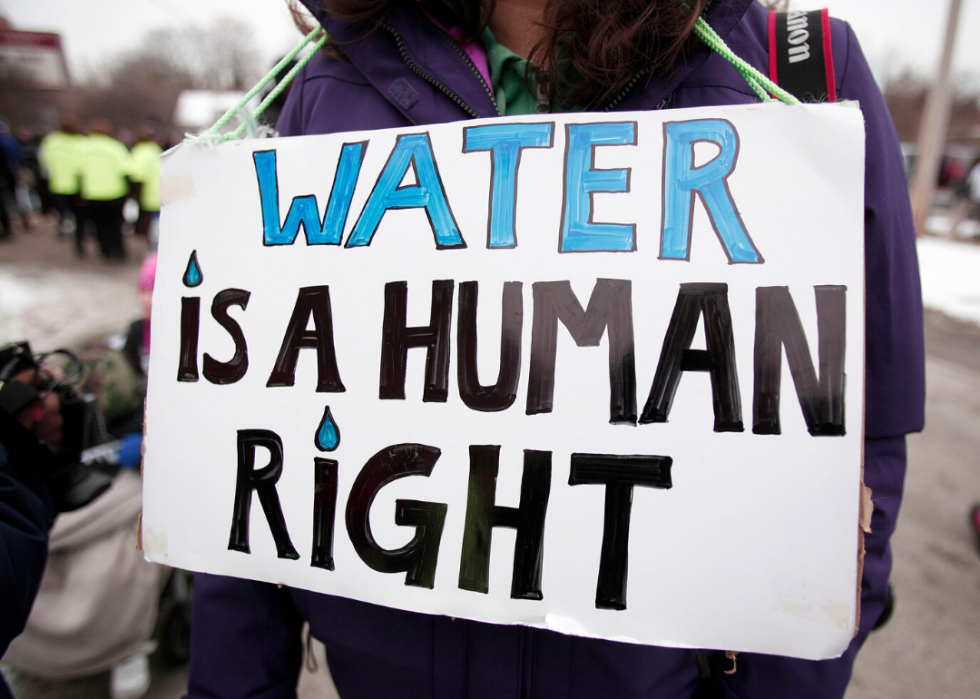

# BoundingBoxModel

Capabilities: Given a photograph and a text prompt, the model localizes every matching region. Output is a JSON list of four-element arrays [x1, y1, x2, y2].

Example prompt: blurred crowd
[[0, 116, 166, 260], [0, 112, 178, 699], [0, 246, 181, 699]]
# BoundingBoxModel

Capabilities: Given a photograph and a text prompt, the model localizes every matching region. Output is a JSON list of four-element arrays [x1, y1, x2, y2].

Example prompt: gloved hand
[[117, 433, 143, 470]]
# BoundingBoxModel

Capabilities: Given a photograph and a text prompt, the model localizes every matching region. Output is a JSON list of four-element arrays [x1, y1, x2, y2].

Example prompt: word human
[[254, 119, 762, 262]]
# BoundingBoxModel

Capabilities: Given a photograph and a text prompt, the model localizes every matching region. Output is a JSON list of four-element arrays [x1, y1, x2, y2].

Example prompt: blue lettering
[[254, 143, 366, 246], [661, 120, 761, 264], [463, 123, 553, 248], [560, 122, 636, 253], [347, 133, 465, 249]]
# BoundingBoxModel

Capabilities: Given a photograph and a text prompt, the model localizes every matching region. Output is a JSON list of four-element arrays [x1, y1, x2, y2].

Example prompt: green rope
[[227, 32, 329, 140], [204, 25, 329, 140], [692, 17, 800, 106]]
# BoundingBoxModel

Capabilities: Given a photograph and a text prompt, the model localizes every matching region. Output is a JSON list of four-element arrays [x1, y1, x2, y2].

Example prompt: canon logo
[[785, 10, 811, 63]]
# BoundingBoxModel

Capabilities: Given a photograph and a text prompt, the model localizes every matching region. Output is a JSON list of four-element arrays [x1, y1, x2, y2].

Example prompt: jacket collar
[[300, 0, 755, 121]]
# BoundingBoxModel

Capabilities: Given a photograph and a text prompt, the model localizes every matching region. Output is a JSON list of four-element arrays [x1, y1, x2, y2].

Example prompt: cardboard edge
[[136, 511, 144, 551], [854, 257, 869, 638], [137, 400, 147, 553]]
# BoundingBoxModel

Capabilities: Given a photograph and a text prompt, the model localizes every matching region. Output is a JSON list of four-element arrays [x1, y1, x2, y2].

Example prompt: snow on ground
[[0, 264, 141, 352], [916, 236, 980, 327]]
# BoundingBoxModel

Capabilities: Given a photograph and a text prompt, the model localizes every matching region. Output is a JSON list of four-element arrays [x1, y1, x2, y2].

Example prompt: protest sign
[[142, 102, 866, 660]]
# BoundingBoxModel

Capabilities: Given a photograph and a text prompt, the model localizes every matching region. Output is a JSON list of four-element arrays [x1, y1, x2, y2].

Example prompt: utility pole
[[910, 0, 963, 236]]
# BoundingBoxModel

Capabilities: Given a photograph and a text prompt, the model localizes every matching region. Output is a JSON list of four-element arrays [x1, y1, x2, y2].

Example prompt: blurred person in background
[[130, 125, 163, 247], [124, 253, 156, 379], [14, 127, 41, 232], [23, 125, 55, 217], [77, 119, 132, 260], [1, 337, 164, 699], [0, 120, 22, 242], [93, 253, 158, 439], [0, 368, 62, 699], [948, 157, 980, 238], [115, 128, 136, 151], [39, 117, 84, 241], [1, 444, 164, 699]]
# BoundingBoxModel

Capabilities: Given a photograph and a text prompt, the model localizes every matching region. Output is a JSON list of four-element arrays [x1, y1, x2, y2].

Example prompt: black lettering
[[177, 297, 200, 382], [457, 281, 523, 412], [753, 285, 846, 436], [526, 279, 636, 424], [311, 458, 339, 570], [379, 280, 454, 402], [267, 286, 346, 392], [640, 283, 743, 432], [458, 446, 552, 600], [569, 453, 673, 610], [228, 429, 299, 560], [203, 288, 251, 385], [345, 443, 447, 588]]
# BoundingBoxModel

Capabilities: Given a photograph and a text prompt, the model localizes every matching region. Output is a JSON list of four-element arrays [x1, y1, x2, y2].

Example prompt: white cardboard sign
[[143, 103, 866, 660]]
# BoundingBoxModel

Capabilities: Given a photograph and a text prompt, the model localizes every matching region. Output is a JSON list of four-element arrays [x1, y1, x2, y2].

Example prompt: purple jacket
[[187, 1, 925, 697]]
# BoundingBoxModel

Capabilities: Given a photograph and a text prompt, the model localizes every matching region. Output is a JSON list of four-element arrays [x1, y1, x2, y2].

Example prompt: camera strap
[[768, 9, 837, 104]]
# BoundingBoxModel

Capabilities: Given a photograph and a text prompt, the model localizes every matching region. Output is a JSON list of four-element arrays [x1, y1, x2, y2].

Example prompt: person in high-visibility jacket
[[129, 125, 163, 247], [38, 117, 83, 241], [77, 119, 132, 260]]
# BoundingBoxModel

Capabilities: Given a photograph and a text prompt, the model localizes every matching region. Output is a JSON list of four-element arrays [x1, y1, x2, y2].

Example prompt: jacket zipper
[[603, 72, 645, 112], [429, 22, 500, 117], [382, 22, 497, 119], [602, 68, 671, 112]]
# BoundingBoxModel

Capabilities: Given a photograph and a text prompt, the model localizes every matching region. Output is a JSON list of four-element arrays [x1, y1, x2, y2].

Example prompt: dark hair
[[291, 0, 708, 110]]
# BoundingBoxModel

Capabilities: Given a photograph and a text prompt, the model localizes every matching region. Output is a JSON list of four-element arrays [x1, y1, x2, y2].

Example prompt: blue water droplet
[[183, 251, 203, 287], [315, 407, 340, 452]]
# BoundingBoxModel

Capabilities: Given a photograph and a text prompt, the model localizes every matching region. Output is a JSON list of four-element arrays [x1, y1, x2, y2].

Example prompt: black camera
[[0, 341, 114, 512]]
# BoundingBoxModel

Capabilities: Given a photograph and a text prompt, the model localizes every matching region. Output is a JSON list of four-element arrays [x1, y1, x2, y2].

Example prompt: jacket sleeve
[[716, 21, 924, 699], [0, 443, 55, 658], [185, 573, 305, 699]]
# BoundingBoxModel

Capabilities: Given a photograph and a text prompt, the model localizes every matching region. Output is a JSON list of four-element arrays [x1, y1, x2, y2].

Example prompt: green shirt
[[431, 0, 580, 115], [480, 26, 541, 116], [479, 25, 583, 116]]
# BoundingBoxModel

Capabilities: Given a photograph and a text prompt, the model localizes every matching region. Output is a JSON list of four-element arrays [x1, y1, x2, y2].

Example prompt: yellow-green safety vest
[[131, 141, 162, 212], [39, 131, 83, 196], [78, 134, 133, 201]]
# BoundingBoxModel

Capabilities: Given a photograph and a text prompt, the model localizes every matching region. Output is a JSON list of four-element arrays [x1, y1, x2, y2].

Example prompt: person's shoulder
[[278, 49, 412, 137], [300, 48, 372, 87], [132, 141, 159, 159], [39, 131, 61, 147]]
